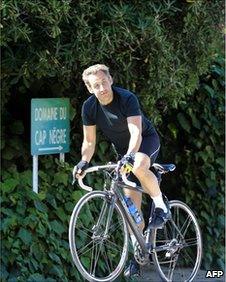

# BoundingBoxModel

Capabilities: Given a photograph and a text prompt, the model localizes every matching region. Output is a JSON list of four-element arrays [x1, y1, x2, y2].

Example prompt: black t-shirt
[[81, 86, 156, 151]]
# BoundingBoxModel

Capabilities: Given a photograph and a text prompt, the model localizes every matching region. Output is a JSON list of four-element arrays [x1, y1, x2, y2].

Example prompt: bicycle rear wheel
[[69, 191, 129, 282], [151, 200, 202, 282]]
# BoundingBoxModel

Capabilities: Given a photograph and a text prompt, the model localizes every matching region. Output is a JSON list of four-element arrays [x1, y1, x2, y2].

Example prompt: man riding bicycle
[[73, 64, 170, 277]]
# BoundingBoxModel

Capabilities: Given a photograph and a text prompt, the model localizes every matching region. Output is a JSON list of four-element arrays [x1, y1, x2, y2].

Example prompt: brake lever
[[116, 161, 137, 188]]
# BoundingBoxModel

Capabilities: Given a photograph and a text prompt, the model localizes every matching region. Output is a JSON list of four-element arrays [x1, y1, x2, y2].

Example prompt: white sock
[[151, 193, 167, 212], [130, 234, 137, 250]]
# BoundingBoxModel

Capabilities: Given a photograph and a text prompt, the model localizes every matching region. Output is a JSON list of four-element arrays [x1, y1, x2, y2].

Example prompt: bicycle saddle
[[152, 163, 176, 174]]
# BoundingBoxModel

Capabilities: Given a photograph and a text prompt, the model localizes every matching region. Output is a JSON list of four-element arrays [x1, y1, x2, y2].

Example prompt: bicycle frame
[[71, 162, 202, 282], [106, 181, 189, 256], [74, 163, 179, 255], [108, 179, 150, 255]]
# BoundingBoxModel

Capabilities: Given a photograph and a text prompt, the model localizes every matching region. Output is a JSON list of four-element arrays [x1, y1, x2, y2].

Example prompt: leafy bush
[[159, 55, 225, 269], [1, 0, 224, 277], [1, 155, 131, 281], [1, 0, 223, 110], [1, 161, 79, 281], [1, 0, 223, 167]]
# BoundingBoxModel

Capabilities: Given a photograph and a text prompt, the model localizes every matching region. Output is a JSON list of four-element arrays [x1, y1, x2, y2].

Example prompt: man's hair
[[82, 64, 110, 88]]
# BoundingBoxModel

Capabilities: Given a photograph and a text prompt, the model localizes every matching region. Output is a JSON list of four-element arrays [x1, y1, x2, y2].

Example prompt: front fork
[[92, 192, 116, 237], [104, 193, 117, 236]]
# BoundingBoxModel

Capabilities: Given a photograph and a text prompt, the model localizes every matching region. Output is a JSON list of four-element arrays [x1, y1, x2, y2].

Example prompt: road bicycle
[[69, 162, 202, 282]]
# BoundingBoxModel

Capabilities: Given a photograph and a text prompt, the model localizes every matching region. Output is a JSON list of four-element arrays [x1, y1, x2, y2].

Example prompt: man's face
[[86, 70, 113, 105]]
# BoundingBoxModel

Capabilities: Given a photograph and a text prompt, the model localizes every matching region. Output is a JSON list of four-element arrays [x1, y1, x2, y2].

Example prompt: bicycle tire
[[69, 191, 129, 282], [151, 200, 202, 282]]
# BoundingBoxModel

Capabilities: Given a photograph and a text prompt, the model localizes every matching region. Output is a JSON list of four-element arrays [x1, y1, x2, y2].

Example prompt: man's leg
[[133, 152, 160, 196], [123, 189, 143, 278], [132, 152, 169, 228], [124, 152, 166, 228], [123, 152, 169, 278]]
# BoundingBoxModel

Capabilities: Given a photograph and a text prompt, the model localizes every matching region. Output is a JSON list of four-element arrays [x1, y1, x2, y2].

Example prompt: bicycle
[[69, 162, 202, 282]]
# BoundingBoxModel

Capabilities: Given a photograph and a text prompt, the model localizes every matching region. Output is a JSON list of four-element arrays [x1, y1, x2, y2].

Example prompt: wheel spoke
[[176, 207, 179, 237], [101, 244, 113, 274], [78, 240, 102, 257], [181, 216, 193, 238], [91, 240, 99, 275], [168, 255, 178, 281], [183, 237, 199, 248], [105, 239, 123, 253], [77, 240, 95, 256], [76, 226, 93, 237], [90, 241, 95, 274], [108, 221, 123, 235], [184, 249, 195, 265], [93, 240, 105, 276]]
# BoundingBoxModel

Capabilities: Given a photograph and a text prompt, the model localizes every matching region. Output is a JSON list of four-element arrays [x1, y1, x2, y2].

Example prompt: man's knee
[[132, 153, 150, 177], [133, 163, 146, 177]]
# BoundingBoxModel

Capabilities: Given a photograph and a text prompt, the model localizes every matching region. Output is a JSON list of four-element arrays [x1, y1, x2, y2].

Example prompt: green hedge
[[159, 55, 225, 269], [1, 0, 224, 278], [1, 156, 131, 281], [1, 160, 81, 281], [1, 0, 223, 111], [2, 0, 223, 165]]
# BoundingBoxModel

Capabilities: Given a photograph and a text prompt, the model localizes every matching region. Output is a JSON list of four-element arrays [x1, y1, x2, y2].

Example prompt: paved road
[[137, 264, 225, 282], [114, 264, 225, 282]]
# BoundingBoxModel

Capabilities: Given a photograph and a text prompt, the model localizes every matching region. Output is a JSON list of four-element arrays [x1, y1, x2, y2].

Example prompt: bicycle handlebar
[[72, 163, 137, 191], [121, 174, 137, 188], [72, 162, 175, 191]]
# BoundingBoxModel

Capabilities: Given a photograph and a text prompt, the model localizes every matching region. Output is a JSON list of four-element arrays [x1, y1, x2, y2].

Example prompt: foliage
[[159, 55, 225, 269], [1, 0, 223, 165], [1, 160, 79, 281], [1, 0, 224, 278], [1, 0, 223, 113], [1, 158, 127, 281]]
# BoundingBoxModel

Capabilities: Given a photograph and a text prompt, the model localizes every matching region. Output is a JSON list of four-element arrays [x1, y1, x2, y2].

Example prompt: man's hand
[[119, 153, 135, 174], [73, 160, 89, 179]]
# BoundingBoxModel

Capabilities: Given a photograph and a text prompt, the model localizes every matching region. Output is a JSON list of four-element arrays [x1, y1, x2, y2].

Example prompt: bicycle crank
[[134, 241, 149, 266]]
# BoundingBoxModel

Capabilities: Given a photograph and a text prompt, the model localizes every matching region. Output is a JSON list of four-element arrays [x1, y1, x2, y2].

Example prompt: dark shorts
[[138, 133, 160, 165], [116, 131, 160, 165]]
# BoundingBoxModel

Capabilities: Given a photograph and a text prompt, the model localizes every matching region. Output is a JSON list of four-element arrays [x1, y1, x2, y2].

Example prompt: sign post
[[33, 155, 38, 193], [31, 98, 70, 193]]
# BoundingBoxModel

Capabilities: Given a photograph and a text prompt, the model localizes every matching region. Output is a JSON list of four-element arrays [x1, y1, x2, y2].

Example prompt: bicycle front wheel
[[69, 191, 129, 282], [151, 200, 202, 282]]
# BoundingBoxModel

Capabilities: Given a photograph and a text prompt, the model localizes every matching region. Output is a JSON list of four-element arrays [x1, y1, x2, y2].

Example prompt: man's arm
[[126, 116, 142, 154], [81, 125, 96, 162]]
